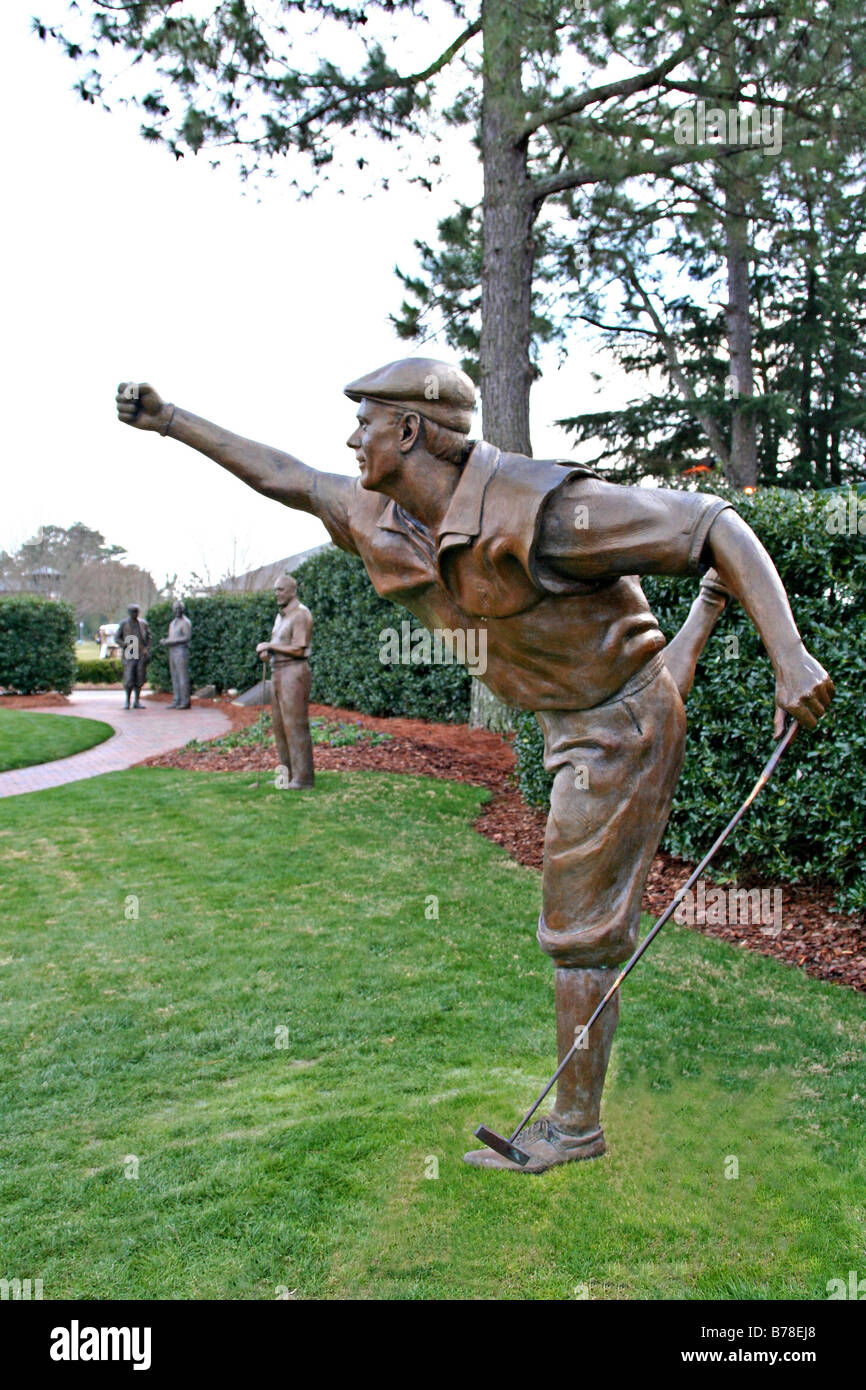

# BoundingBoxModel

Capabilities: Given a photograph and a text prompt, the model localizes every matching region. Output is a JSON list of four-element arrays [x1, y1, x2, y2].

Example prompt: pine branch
[[285, 20, 480, 134], [530, 134, 808, 202], [521, 13, 732, 140], [620, 254, 732, 470]]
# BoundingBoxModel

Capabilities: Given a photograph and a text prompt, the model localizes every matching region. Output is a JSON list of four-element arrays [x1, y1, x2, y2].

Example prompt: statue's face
[[346, 399, 407, 491], [274, 576, 296, 607], [128, 606, 139, 619], [173, 602, 184, 617]]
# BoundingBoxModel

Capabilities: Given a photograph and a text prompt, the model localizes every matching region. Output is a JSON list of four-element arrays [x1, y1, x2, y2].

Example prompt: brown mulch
[[144, 697, 865, 994], [0, 692, 70, 707]]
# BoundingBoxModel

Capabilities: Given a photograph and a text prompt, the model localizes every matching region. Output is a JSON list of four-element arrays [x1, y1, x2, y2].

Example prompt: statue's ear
[[399, 411, 422, 453]]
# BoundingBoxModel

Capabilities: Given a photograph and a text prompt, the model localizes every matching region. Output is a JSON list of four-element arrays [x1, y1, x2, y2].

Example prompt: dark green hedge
[[515, 486, 866, 912], [146, 592, 275, 696], [295, 547, 471, 721], [76, 658, 123, 683], [0, 595, 77, 694], [147, 548, 470, 721]]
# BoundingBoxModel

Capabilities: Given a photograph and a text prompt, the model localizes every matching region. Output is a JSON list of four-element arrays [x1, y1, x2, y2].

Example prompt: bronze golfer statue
[[161, 599, 192, 709], [256, 572, 315, 790], [116, 362, 833, 1173], [116, 603, 151, 710]]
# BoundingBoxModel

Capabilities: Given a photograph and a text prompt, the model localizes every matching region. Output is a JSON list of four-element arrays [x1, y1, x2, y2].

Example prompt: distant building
[[27, 566, 62, 598], [218, 543, 332, 592]]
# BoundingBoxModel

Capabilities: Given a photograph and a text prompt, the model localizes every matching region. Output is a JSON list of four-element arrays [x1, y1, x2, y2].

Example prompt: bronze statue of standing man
[[161, 599, 192, 709], [256, 573, 315, 790], [116, 603, 151, 710]]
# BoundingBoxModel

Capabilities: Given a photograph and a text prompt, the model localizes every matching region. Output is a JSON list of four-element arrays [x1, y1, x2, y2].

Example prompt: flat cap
[[344, 357, 476, 433]]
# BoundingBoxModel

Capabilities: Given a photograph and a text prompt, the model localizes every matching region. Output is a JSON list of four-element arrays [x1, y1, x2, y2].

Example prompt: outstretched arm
[[703, 508, 833, 733], [538, 477, 834, 733], [116, 382, 346, 515]]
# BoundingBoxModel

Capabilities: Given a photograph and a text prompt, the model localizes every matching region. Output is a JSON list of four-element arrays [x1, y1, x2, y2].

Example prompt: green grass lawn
[[0, 767, 863, 1300], [0, 709, 113, 772], [76, 641, 101, 661]]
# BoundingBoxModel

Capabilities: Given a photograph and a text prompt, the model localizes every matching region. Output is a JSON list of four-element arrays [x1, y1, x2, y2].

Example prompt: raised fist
[[116, 382, 170, 432]]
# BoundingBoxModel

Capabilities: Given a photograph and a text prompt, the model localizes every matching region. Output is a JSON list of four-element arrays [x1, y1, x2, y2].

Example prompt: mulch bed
[[144, 697, 865, 994], [0, 692, 71, 707]]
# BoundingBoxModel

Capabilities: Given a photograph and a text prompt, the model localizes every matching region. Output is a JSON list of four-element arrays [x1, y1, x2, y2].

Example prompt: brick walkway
[[0, 692, 231, 798]]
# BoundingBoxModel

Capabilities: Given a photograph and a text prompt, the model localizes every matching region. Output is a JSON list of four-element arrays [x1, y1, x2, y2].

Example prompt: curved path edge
[[0, 693, 231, 798]]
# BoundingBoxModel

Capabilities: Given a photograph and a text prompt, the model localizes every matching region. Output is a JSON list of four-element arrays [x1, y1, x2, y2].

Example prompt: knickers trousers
[[271, 660, 314, 788], [536, 655, 687, 970]]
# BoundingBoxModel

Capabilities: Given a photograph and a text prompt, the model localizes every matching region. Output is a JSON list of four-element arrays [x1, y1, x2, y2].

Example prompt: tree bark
[[471, 0, 534, 727], [723, 174, 758, 487], [479, 0, 535, 456], [798, 265, 817, 478], [720, 9, 758, 489]]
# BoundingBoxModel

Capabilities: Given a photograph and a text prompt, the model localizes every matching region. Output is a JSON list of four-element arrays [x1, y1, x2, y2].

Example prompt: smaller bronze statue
[[256, 573, 314, 789], [160, 599, 192, 709], [116, 604, 151, 710]]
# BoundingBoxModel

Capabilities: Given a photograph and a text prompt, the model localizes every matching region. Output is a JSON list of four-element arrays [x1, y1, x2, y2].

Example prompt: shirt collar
[[374, 440, 501, 553], [437, 440, 500, 547]]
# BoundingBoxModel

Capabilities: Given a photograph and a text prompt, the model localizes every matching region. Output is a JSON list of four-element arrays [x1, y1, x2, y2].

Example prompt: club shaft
[[508, 721, 798, 1144]]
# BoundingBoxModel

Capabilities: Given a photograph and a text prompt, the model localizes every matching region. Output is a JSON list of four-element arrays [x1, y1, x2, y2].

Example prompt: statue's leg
[[464, 660, 685, 1173], [168, 648, 180, 706], [283, 662, 314, 789], [177, 648, 190, 708], [122, 661, 133, 709], [549, 964, 620, 1137], [270, 669, 293, 778]]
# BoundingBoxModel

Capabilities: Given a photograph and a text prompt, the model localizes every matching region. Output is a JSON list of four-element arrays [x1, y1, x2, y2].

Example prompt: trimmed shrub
[[295, 547, 471, 721], [146, 549, 471, 721], [0, 595, 77, 694], [514, 486, 866, 912], [147, 592, 275, 696], [76, 658, 123, 684]]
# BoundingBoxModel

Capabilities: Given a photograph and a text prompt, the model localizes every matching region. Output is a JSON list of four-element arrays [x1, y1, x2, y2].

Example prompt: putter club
[[474, 719, 800, 1167]]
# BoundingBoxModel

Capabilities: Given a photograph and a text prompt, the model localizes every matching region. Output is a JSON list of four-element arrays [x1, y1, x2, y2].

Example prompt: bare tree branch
[[619, 254, 731, 470], [530, 138, 793, 202]]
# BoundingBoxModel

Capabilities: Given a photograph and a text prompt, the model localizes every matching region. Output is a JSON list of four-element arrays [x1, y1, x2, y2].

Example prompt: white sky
[[1, 0, 630, 589]]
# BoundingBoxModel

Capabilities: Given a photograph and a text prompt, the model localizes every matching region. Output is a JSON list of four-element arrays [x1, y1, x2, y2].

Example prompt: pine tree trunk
[[470, 0, 534, 729], [724, 177, 758, 488], [479, 0, 535, 457], [721, 8, 758, 490]]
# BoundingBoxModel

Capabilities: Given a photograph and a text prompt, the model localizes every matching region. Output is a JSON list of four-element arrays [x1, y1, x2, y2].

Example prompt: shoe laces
[[521, 1118, 559, 1144]]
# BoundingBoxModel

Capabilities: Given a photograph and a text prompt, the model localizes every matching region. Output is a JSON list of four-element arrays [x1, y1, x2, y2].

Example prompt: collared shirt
[[168, 615, 192, 645], [270, 601, 312, 667], [308, 444, 730, 711]]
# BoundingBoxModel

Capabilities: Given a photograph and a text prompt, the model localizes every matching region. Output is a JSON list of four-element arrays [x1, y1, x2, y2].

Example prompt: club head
[[473, 1123, 531, 1167]]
